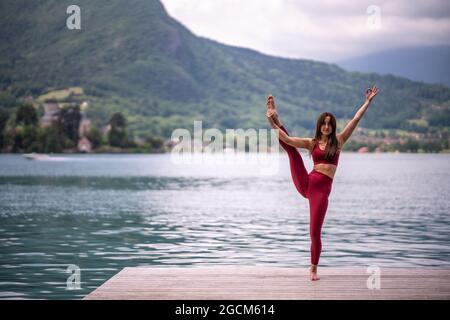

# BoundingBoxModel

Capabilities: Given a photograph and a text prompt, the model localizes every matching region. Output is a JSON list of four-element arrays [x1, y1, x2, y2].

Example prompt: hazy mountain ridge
[[338, 46, 450, 87]]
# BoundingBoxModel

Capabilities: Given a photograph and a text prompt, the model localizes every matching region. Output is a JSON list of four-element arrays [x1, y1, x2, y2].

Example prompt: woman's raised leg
[[266, 96, 309, 198], [277, 125, 309, 198]]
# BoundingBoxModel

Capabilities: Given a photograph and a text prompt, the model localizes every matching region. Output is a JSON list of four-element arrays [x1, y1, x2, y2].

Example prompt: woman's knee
[[310, 229, 321, 243]]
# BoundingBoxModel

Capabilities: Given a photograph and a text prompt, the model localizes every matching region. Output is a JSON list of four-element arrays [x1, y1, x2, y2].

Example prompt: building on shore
[[79, 111, 92, 137], [40, 98, 94, 153], [40, 99, 60, 128], [78, 101, 92, 152], [77, 136, 92, 153]]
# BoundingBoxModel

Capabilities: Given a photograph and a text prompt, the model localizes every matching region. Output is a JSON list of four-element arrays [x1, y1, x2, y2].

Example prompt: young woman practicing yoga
[[266, 86, 379, 281]]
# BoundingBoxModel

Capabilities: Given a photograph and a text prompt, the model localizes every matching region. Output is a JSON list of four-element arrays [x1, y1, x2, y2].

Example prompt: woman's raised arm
[[338, 85, 379, 145]]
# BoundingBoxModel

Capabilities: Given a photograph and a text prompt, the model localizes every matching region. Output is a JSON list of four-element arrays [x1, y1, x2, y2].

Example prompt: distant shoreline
[[1, 150, 449, 156]]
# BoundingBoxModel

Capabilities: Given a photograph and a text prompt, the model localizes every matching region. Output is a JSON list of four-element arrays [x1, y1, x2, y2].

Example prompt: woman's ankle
[[273, 115, 282, 127]]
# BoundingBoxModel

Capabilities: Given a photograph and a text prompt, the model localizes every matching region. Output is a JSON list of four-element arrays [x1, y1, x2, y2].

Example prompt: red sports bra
[[311, 141, 340, 166]]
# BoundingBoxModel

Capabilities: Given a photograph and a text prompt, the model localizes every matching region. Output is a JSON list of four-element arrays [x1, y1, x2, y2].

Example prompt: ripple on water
[[0, 153, 449, 299]]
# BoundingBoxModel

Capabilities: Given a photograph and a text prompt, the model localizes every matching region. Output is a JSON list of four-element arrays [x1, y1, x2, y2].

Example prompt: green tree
[[108, 112, 127, 147], [12, 125, 37, 152], [146, 136, 164, 152], [426, 108, 450, 127], [443, 139, 449, 150], [44, 124, 63, 153], [0, 108, 10, 149], [22, 125, 37, 152], [87, 126, 103, 149], [59, 105, 81, 145], [0, 91, 17, 109], [16, 103, 38, 126], [405, 138, 419, 153]]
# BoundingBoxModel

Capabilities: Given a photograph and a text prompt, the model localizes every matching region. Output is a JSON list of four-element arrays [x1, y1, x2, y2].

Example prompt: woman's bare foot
[[267, 95, 276, 111], [266, 95, 282, 127], [310, 265, 320, 281]]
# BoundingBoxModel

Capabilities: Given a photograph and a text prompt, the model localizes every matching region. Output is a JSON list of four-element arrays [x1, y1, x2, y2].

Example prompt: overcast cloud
[[160, 0, 450, 62]]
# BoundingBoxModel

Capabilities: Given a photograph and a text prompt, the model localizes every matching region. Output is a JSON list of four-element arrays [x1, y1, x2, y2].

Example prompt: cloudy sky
[[160, 0, 450, 62]]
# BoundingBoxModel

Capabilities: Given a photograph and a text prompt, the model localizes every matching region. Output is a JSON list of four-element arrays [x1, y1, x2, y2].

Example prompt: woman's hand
[[365, 85, 379, 102], [266, 108, 277, 118], [266, 109, 279, 129]]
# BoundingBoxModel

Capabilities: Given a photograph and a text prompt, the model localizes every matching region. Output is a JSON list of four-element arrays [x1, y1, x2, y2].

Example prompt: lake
[[0, 152, 449, 299]]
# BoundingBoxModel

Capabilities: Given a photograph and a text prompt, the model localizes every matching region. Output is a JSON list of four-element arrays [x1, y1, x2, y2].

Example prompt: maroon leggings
[[278, 125, 333, 265]]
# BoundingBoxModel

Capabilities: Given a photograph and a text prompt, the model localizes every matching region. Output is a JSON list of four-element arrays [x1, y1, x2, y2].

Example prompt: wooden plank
[[84, 267, 450, 300]]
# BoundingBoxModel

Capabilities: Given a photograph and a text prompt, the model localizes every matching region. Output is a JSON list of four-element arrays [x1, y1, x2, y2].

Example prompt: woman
[[266, 86, 379, 281]]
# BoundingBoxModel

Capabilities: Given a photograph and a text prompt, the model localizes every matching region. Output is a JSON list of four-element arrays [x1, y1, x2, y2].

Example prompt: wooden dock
[[84, 266, 450, 300]]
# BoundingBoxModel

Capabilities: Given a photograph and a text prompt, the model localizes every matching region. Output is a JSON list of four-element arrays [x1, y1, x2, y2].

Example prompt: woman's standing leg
[[308, 193, 329, 266], [277, 125, 309, 198], [307, 173, 333, 280]]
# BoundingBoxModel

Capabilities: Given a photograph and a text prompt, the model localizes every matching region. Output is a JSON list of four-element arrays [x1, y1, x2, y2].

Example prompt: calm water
[[0, 152, 449, 299]]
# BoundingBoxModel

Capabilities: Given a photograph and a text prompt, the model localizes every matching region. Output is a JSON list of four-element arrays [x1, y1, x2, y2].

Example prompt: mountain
[[338, 46, 450, 87], [0, 0, 449, 137]]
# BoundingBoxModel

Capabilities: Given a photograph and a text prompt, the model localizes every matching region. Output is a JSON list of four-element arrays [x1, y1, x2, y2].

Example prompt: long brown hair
[[310, 112, 340, 160]]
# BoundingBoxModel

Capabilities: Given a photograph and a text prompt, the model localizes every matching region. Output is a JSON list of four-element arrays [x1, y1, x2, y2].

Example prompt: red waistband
[[311, 169, 333, 180]]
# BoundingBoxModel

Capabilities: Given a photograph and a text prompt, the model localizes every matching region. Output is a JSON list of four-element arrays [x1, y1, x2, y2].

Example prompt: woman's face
[[320, 116, 333, 136]]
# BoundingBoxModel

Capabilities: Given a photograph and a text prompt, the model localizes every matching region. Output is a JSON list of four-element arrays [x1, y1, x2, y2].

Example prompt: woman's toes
[[267, 97, 276, 110]]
